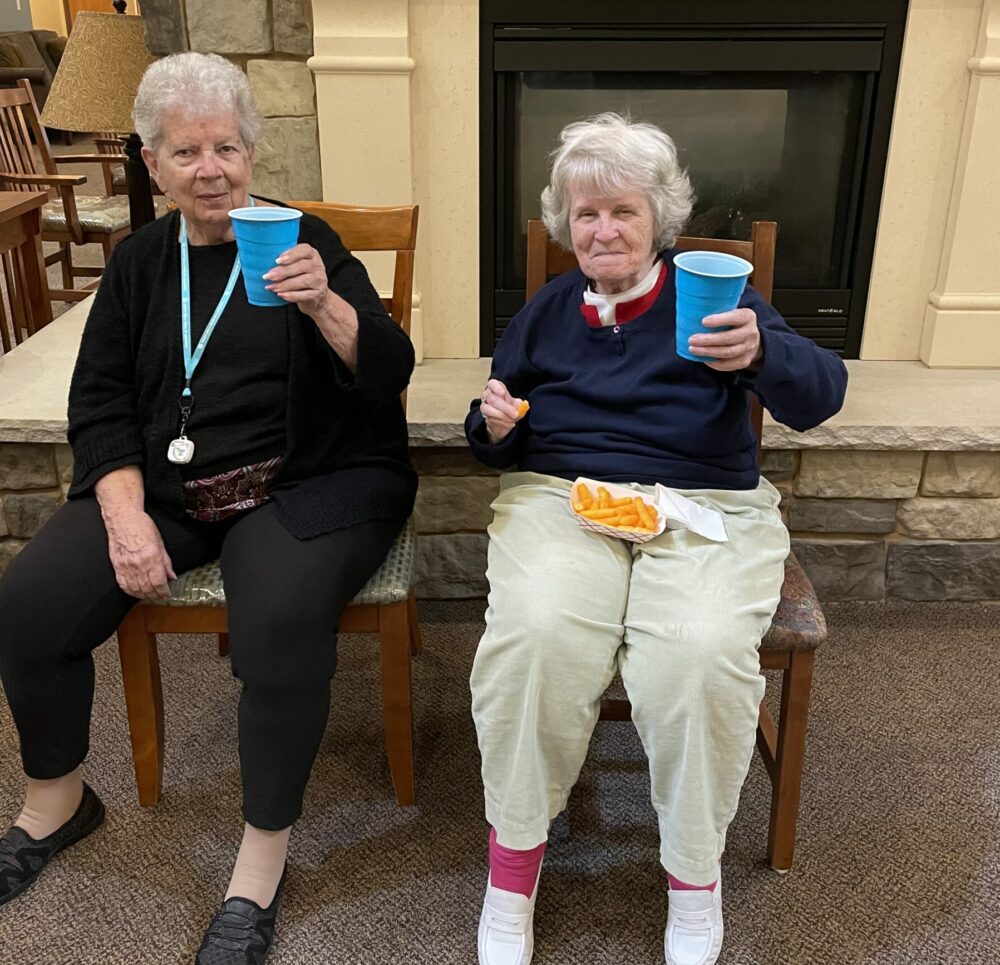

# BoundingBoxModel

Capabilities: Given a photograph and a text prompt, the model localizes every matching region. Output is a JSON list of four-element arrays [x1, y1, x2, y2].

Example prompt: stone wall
[[411, 448, 1000, 603], [3, 444, 998, 604], [0, 444, 71, 574], [140, 0, 322, 201]]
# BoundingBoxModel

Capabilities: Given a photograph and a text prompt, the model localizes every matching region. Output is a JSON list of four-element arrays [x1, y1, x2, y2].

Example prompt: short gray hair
[[541, 112, 694, 251], [132, 52, 262, 153]]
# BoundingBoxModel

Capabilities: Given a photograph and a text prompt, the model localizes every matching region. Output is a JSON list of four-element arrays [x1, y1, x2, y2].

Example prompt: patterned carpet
[[0, 599, 998, 964]]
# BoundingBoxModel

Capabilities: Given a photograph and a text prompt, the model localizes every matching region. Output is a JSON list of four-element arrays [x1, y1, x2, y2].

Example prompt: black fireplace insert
[[480, 0, 909, 357]]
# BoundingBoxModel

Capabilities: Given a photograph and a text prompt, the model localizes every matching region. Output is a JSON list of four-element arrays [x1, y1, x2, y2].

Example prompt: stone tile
[[54, 444, 74, 486], [0, 539, 25, 577], [252, 117, 321, 201], [410, 448, 500, 476], [887, 541, 1000, 601], [273, 0, 314, 56], [4, 492, 62, 538], [896, 497, 1000, 540], [247, 59, 315, 117], [0, 443, 58, 489], [789, 499, 897, 535], [414, 477, 499, 534], [921, 452, 1000, 497], [415, 533, 488, 598], [187, 0, 271, 54], [760, 449, 799, 482], [790, 538, 886, 601], [795, 451, 924, 499], [141, 0, 188, 54]]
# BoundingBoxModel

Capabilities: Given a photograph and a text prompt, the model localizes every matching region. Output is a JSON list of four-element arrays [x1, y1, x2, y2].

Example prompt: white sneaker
[[477, 871, 540, 965], [664, 876, 724, 965]]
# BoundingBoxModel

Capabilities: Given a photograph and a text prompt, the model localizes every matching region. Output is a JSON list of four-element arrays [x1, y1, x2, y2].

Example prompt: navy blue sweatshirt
[[466, 255, 848, 491]]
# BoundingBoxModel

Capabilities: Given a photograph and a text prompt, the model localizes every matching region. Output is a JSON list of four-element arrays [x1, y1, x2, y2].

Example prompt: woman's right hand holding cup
[[480, 379, 525, 444]]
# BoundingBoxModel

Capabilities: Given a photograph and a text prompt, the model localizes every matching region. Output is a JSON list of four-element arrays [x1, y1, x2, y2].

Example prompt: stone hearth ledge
[[1, 298, 998, 450]]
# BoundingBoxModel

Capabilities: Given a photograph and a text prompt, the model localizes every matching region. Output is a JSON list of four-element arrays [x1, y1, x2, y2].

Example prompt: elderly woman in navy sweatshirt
[[467, 112, 847, 965]]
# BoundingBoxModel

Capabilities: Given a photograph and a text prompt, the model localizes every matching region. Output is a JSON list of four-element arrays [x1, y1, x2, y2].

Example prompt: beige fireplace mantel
[[308, 0, 1000, 368]]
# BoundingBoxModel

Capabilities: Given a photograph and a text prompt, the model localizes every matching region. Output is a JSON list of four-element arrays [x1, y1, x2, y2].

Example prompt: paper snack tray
[[569, 476, 730, 544], [569, 477, 665, 544]]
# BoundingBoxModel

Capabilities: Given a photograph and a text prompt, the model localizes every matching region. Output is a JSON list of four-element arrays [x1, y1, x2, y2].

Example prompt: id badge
[[167, 436, 195, 464]]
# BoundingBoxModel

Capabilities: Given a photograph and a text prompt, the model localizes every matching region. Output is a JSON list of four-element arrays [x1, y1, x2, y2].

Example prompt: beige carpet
[[1, 600, 998, 964]]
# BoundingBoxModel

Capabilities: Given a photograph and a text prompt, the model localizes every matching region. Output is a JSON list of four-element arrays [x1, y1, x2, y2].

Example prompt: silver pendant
[[167, 436, 195, 464]]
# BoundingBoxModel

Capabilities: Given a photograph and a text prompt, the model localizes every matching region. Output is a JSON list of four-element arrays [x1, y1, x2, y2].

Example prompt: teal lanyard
[[176, 197, 253, 430]]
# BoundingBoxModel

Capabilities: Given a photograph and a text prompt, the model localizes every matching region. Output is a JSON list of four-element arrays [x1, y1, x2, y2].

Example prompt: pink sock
[[668, 872, 718, 893], [488, 827, 545, 898]]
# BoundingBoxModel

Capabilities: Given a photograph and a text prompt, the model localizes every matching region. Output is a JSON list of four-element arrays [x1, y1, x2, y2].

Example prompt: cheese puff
[[516, 399, 530, 419]]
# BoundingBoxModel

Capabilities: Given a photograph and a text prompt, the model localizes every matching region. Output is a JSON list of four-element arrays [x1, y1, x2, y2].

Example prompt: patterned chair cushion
[[42, 195, 168, 234], [156, 517, 417, 608], [761, 551, 827, 652]]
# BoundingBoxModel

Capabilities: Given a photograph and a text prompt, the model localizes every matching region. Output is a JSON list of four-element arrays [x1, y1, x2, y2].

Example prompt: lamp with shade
[[39, 2, 158, 232]]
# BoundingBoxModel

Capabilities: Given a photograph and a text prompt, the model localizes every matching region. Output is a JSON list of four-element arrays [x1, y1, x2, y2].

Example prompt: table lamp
[[39, 2, 157, 231]]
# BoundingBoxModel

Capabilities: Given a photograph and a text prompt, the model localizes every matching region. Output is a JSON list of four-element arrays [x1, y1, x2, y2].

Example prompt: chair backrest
[[291, 201, 419, 336], [524, 218, 777, 446], [290, 201, 419, 410], [0, 80, 54, 194]]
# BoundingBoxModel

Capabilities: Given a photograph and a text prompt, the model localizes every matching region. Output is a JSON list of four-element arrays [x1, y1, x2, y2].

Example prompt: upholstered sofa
[[0, 29, 65, 111]]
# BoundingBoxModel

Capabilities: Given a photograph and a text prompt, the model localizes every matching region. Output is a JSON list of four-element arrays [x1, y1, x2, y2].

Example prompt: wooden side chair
[[115, 202, 423, 809], [525, 218, 826, 873], [94, 132, 164, 198], [0, 79, 166, 304]]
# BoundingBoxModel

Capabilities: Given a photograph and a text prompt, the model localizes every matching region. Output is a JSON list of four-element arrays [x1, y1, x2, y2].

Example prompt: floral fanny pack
[[183, 456, 284, 522]]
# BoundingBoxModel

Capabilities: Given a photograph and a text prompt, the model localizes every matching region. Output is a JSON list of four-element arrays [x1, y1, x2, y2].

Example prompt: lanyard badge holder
[[168, 199, 253, 464]]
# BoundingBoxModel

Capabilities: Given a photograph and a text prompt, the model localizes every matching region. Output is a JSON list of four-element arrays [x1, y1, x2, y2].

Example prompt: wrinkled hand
[[105, 510, 176, 600], [480, 379, 526, 444], [263, 243, 336, 320], [686, 307, 762, 372]]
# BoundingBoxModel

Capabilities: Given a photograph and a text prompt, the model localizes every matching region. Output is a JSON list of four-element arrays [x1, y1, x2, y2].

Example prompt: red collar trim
[[578, 260, 668, 328]]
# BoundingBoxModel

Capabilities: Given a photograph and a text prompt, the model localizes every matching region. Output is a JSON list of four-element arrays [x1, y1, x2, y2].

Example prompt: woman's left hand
[[686, 307, 763, 372], [263, 243, 334, 320]]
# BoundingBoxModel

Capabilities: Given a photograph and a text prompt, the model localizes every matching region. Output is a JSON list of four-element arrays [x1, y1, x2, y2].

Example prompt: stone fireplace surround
[[1, 1, 998, 602]]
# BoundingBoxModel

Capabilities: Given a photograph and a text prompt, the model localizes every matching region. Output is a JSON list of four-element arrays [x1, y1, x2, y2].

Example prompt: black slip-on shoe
[[195, 865, 287, 965], [0, 782, 105, 907]]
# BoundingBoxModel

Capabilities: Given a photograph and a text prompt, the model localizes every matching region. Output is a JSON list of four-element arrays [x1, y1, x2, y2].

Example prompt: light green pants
[[470, 471, 789, 885]]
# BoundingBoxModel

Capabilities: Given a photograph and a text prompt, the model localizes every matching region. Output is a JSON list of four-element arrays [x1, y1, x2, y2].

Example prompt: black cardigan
[[67, 208, 417, 539]]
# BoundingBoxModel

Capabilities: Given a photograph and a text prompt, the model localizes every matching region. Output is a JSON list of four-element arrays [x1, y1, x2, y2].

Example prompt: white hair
[[541, 112, 694, 251], [132, 52, 262, 152]]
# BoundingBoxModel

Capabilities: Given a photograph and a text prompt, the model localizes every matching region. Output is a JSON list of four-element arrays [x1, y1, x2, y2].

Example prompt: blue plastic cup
[[229, 206, 304, 307], [673, 250, 753, 362]]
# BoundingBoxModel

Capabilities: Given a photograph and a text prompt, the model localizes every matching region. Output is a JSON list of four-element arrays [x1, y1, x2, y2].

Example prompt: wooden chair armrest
[[0, 171, 87, 187], [54, 154, 125, 168]]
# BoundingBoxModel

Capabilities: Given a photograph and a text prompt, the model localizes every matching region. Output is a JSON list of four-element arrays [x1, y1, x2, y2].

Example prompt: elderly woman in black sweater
[[0, 53, 415, 963]]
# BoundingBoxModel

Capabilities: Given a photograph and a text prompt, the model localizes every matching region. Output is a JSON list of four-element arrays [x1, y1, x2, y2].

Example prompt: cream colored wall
[[30, 0, 66, 35], [410, 0, 478, 358], [862, 0, 983, 360]]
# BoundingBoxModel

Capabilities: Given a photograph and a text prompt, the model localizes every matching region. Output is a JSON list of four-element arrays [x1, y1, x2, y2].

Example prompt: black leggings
[[0, 497, 401, 829]]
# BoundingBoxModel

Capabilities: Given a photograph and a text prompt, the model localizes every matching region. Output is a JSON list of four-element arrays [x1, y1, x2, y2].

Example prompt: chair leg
[[766, 649, 816, 872], [59, 243, 73, 290], [378, 600, 415, 806], [218, 633, 230, 658], [407, 591, 422, 656], [116, 606, 165, 807]]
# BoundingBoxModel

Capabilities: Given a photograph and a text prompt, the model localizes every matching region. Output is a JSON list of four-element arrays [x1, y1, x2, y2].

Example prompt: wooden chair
[[0, 189, 51, 353], [115, 202, 422, 809], [94, 132, 164, 199], [526, 218, 825, 873], [0, 80, 165, 303]]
